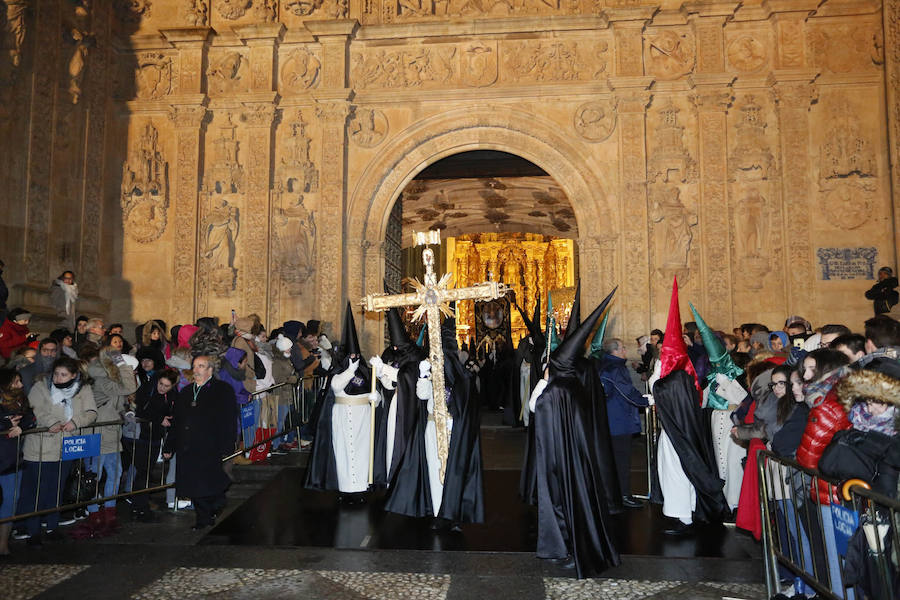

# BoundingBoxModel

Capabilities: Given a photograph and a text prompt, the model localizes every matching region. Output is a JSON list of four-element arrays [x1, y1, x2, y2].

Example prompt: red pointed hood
[[659, 277, 700, 392]]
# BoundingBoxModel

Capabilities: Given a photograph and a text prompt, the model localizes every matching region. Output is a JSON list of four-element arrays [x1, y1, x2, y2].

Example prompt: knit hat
[[275, 333, 293, 353], [659, 277, 699, 392], [177, 324, 199, 348], [306, 320, 320, 336], [282, 320, 303, 342], [9, 308, 31, 322]]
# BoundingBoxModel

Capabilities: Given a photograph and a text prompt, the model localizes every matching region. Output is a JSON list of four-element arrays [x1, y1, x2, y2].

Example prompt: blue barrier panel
[[61, 434, 101, 461], [241, 403, 255, 429], [831, 501, 859, 556]]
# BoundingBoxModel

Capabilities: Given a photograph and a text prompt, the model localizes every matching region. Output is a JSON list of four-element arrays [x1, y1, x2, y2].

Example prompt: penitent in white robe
[[330, 366, 377, 494], [657, 428, 697, 524]]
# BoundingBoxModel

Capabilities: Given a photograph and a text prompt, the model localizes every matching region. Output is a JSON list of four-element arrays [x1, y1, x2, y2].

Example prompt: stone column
[[169, 105, 207, 325], [772, 74, 818, 318], [612, 83, 653, 342], [885, 0, 900, 265], [241, 102, 276, 320], [692, 79, 734, 329]]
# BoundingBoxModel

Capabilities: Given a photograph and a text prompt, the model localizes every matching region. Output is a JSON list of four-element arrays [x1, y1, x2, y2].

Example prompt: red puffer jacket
[[0, 319, 29, 359], [796, 389, 851, 505]]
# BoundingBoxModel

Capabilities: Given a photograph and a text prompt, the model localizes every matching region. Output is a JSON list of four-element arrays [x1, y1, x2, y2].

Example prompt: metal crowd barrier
[[758, 448, 900, 600], [0, 374, 328, 526]]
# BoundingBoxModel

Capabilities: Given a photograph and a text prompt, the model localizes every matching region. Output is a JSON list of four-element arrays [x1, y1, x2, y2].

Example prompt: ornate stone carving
[[64, 1, 93, 104], [647, 101, 697, 184], [650, 185, 697, 274], [114, 0, 151, 23], [777, 18, 805, 68], [461, 42, 498, 88], [729, 96, 777, 182], [349, 108, 388, 148], [279, 112, 319, 194], [287, 0, 347, 18], [216, 0, 251, 20], [202, 199, 240, 296], [733, 189, 772, 287], [272, 200, 317, 296], [4, 0, 28, 67], [820, 182, 873, 231], [280, 47, 321, 92], [574, 99, 617, 142], [810, 24, 883, 73], [204, 113, 245, 194], [169, 104, 207, 129], [184, 0, 209, 25], [645, 29, 695, 80], [819, 101, 878, 185], [242, 102, 276, 128], [726, 34, 767, 73], [351, 47, 456, 89], [121, 122, 169, 243], [504, 41, 579, 82], [136, 52, 173, 99], [207, 52, 248, 95]]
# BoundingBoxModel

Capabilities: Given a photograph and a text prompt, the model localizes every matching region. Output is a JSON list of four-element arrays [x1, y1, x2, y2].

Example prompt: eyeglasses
[[768, 381, 787, 389]]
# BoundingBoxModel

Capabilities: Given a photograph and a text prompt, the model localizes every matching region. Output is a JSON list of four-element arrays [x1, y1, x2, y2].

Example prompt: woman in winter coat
[[19, 357, 96, 545], [49, 271, 79, 330], [0, 369, 35, 554], [137, 319, 172, 360], [70, 346, 137, 539]]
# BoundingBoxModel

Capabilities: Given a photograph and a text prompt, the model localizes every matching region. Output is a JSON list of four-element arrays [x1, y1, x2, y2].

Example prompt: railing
[[0, 374, 327, 526], [758, 448, 900, 599]]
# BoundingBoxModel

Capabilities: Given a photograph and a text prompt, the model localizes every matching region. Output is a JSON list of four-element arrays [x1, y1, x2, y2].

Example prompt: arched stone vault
[[346, 105, 619, 354]]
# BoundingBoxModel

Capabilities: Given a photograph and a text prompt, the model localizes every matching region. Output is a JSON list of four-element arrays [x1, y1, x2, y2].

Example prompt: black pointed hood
[[341, 301, 361, 357], [386, 307, 410, 348], [549, 286, 617, 379], [566, 281, 582, 337]]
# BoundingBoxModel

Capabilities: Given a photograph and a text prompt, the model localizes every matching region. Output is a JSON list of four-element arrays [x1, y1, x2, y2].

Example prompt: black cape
[[385, 343, 484, 523], [163, 379, 237, 498], [580, 356, 623, 513], [519, 339, 547, 504], [653, 370, 727, 523], [534, 376, 621, 579], [373, 355, 421, 488]]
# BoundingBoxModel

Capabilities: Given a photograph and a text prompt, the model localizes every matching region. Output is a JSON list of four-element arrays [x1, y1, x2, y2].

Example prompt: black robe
[[653, 370, 727, 523], [373, 356, 421, 488], [580, 356, 623, 513], [534, 375, 620, 579], [519, 338, 548, 504], [163, 379, 237, 499], [384, 345, 484, 523]]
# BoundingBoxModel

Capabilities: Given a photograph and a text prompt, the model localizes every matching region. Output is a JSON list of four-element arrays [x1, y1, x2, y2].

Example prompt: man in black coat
[[163, 355, 237, 529], [865, 266, 900, 315]]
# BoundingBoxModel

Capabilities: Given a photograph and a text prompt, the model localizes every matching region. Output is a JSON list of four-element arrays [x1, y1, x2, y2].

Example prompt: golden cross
[[361, 230, 508, 482]]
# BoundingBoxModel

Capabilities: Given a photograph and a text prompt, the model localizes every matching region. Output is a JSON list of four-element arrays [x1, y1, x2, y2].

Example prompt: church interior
[[0, 0, 898, 597]]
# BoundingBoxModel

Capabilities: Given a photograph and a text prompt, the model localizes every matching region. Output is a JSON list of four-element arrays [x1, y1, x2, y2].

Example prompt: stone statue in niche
[[729, 96, 777, 181], [4, 0, 29, 67], [273, 201, 317, 297], [349, 108, 388, 148], [281, 48, 321, 92], [650, 186, 697, 271], [203, 199, 240, 296], [64, 0, 94, 104], [734, 189, 771, 286], [647, 101, 697, 184], [207, 52, 247, 95], [136, 53, 172, 99], [121, 122, 169, 243]]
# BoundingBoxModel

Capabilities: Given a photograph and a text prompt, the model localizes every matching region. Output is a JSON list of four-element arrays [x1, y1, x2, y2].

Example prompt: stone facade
[[0, 0, 897, 353]]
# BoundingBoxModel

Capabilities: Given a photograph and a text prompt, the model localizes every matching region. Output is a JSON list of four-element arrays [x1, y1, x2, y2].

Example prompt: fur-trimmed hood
[[836, 369, 900, 410]]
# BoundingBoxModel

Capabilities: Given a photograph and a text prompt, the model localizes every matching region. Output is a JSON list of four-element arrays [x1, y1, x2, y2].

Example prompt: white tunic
[[424, 388, 453, 517], [657, 428, 697, 523], [710, 407, 747, 510], [332, 393, 372, 493]]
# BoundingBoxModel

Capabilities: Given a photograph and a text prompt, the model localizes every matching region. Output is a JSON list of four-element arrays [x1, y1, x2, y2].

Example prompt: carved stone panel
[[121, 121, 169, 243], [279, 46, 322, 93], [574, 99, 617, 142], [135, 52, 175, 100], [348, 108, 388, 148], [726, 34, 768, 74], [207, 50, 250, 96], [809, 23, 883, 74], [644, 29, 695, 81]]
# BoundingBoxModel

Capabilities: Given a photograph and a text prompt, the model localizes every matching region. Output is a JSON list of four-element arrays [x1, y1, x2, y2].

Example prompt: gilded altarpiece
[[0, 0, 898, 349]]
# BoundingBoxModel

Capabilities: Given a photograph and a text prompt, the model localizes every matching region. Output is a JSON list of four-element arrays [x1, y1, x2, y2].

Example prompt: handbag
[[819, 429, 900, 497], [62, 459, 99, 505]]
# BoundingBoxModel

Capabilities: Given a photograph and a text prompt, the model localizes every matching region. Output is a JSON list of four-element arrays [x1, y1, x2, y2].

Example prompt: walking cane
[[368, 365, 376, 486]]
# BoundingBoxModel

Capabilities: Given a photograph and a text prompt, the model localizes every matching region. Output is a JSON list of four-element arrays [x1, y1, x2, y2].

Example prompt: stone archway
[[345, 105, 618, 353]]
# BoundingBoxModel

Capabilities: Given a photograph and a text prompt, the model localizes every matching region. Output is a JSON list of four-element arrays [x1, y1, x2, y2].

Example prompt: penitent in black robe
[[385, 339, 484, 523], [373, 353, 421, 489], [534, 375, 621, 579], [579, 356, 623, 514], [653, 370, 727, 523]]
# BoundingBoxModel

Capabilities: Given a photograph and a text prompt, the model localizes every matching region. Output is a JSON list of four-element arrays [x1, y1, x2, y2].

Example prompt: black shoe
[[663, 521, 694, 536], [622, 496, 644, 509], [552, 555, 575, 569], [26, 536, 42, 548]]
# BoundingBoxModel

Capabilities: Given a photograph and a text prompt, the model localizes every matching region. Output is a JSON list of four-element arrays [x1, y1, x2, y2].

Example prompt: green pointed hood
[[689, 302, 743, 409], [589, 311, 610, 359], [547, 291, 561, 352]]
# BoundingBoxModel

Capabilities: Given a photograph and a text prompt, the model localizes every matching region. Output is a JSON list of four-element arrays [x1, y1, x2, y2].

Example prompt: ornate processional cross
[[361, 230, 509, 483]]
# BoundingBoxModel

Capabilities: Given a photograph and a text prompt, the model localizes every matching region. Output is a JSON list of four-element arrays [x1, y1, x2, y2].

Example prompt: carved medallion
[[280, 47, 321, 92], [821, 182, 872, 230], [645, 30, 695, 80], [461, 42, 498, 88], [207, 52, 247, 95], [574, 100, 617, 142], [217, 0, 251, 20], [348, 108, 388, 148], [136, 52, 173, 99], [726, 35, 767, 73]]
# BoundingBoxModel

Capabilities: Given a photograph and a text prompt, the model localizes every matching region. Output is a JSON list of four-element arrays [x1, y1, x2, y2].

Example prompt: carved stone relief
[[650, 185, 697, 277], [114, 0, 151, 24], [286, 0, 346, 18], [726, 34, 767, 73], [647, 101, 697, 184], [351, 46, 456, 89], [216, 0, 252, 20], [503, 40, 608, 83], [810, 24, 883, 73], [205, 113, 245, 194], [733, 188, 772, 287], [64, 1, 93, 104], [729, 96, 777, 182], [280, 47, 321, 92], [201, 198, 240, 296], [574, 99, 617, 142], [645, 29, 695, 80], [184, 0, 210, 25], [136, 52, 173, 99], [349, 108, 388, 148], [121, 121, 169, 243], [4, 0, 29, 67], [460, 42, 498, 88], [777, 19, 805, 68], [207, 51, 249, 95]]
